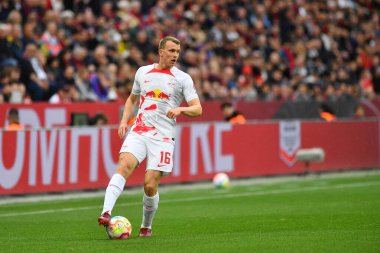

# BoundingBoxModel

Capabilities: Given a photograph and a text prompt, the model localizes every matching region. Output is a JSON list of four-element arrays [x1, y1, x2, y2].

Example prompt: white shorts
[[120, 132, 175, 176]]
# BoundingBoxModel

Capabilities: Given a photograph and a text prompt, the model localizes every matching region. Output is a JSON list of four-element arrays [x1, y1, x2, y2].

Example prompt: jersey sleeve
[[131, 67, 142, 95], [182, 74, 199, 102]]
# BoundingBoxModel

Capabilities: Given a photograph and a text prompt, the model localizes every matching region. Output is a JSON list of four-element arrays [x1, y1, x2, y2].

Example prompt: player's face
[[159, 41, 180, 68]]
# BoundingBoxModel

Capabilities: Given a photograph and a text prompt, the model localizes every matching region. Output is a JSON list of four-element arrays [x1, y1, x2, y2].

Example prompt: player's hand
[[166, 108, 182, 119], [118, 122, 129, 139]]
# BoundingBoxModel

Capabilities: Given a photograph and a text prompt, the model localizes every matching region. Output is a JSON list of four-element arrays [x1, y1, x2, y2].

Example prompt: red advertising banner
[[1, 99, 380, 129], [0, 120, 378, 195]]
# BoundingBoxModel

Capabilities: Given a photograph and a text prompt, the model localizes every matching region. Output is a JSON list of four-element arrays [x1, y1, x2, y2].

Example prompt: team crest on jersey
[[167, 78, 176, 86]]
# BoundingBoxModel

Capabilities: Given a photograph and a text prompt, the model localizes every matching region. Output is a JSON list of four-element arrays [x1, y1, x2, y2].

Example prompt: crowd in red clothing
[[0, 0, 379, 105]]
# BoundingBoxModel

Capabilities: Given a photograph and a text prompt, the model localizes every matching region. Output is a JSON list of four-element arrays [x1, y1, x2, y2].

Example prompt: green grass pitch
[[0, 171, 379, 253]]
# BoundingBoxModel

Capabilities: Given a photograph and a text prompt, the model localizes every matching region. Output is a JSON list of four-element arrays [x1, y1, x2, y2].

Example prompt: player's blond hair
[[159, 36, 181, 49]]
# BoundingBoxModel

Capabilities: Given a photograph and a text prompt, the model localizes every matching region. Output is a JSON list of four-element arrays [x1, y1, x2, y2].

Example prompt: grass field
[[0, 171, 380, 253]]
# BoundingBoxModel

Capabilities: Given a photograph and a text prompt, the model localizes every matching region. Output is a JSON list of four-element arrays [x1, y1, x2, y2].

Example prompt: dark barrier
[[274, 95, 359, 120], [274, 101, 321, 119]]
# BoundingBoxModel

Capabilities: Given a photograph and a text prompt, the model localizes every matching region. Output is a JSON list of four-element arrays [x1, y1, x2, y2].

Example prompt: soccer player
[[98, 36, 202, 237]]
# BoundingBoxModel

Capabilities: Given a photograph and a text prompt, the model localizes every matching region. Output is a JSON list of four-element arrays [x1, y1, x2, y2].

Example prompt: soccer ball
[[213, 173, 230, 189], [106, 216, 132, 239]]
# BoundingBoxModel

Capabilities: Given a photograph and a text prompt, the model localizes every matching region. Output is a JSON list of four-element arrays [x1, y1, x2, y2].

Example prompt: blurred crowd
[[0, 0, 379, 104]]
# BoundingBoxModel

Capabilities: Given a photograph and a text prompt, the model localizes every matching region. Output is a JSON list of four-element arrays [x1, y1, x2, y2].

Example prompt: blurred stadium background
[[0, 0, 379, 252]]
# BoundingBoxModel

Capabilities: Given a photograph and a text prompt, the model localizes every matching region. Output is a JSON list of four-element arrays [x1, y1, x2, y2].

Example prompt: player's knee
[[117, 164, 134, 178], [116, 155, 136, 179], [143, 182, 157, 196], [116, 167, 132, 179]]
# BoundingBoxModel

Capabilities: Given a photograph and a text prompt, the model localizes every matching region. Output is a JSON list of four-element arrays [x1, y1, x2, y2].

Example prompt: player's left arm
[[166, 74, 202, 119], [166, 98, 202, 119]]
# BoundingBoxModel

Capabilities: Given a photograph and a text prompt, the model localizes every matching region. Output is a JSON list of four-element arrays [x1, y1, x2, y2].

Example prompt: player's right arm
[[118, 93, 139, 139], [119, 67, 143, 138]]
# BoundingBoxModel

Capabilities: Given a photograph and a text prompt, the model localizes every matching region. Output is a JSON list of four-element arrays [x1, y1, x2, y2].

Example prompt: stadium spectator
[[6, 107, 23, 130], [40, 21, 62, 57], [49, 84, 78, 104], [221, 101, 246, 124], [294, 83, 312, 102], [89, 67, 114, 101], [353, 104, 366, 120], [20, 42, 50, 101], [89, 113, 108, 126], [359, 70, 376, 100], [0, 66, 25, 103], [74, 67, 98, 102]]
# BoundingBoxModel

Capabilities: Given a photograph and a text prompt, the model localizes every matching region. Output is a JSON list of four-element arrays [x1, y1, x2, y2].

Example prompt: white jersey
[[130, 64, 199, 141]]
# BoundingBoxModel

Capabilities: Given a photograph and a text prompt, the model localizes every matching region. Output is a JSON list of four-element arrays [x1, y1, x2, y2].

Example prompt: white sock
[[141, 192, 159, 229], [102, 173, 126, 215]]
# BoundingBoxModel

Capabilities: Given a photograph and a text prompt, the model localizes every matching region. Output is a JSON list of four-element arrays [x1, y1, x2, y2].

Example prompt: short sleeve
[[131, 67, 141, 95], [183, 74, 199, 102]]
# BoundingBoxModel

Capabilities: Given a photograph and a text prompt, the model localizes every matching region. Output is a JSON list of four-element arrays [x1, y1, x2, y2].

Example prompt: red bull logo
[[145, 91, 156, 98], [144, 89, 170, 101], [158, 92, 170, 100]]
